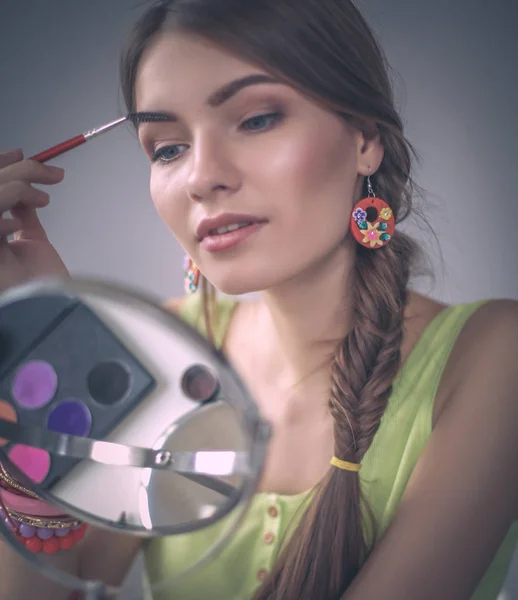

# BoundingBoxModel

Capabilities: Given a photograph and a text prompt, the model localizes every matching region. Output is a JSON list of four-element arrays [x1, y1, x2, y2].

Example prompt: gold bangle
[[0, 463, 40, 499], [5, 508, 82, 529]]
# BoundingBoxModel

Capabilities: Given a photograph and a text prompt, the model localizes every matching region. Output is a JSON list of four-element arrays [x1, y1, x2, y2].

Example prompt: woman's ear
[[351, 118, 385, 176]]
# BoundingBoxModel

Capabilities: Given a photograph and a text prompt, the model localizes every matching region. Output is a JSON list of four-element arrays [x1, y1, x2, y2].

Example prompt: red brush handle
[[29, 135, 86, 163]]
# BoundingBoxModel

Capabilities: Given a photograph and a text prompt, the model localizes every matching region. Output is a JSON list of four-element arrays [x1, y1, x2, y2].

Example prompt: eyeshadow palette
[[0, 295, 156, 489]]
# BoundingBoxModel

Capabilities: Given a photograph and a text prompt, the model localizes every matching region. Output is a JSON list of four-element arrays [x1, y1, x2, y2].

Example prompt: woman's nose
[[185, 136, 241, 202]]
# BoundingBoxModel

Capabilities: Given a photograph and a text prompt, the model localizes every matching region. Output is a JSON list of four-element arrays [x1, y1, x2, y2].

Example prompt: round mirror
[[0, 277, 270, 598]]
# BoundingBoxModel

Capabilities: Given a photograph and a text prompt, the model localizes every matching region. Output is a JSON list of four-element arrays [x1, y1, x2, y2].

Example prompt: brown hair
[[120, 1, 423, 598]]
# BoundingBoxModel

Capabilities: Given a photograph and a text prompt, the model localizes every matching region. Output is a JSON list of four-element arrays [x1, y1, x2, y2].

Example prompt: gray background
[[1, 0, 517, 597]]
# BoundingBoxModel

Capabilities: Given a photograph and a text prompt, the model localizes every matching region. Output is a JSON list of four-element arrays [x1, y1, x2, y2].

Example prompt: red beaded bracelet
[[1, 520, 88, 554], [1, 503, 88, 554], [21, 523, 88, 554], [0, 465, 88, 554]]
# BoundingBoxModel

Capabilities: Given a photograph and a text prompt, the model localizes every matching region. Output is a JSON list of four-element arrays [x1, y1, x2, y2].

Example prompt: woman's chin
[[207, 274, 269, 297], [213, 281, 262, 297]]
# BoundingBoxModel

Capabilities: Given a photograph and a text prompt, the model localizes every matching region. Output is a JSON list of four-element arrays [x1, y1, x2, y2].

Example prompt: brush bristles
[[127, 112, 172, 123]]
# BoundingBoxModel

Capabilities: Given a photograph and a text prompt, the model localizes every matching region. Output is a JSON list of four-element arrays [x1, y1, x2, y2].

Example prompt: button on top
[[263, 531, 275, 544], [257, 568, 269, 581], [267, 505, 278, 518]]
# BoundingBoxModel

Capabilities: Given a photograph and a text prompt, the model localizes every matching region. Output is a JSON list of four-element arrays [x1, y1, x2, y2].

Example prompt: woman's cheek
[[149, 169, 164, 211], [150, 172, 189, 239]]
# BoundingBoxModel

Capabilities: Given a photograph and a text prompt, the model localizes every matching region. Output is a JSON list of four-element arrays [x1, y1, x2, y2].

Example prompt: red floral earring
[[350, 172, 395, 249], [184, 255, 200, 294]]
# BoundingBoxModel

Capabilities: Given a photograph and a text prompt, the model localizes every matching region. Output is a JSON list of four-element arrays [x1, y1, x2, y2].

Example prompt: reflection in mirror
[[0, 278, 270, 599]]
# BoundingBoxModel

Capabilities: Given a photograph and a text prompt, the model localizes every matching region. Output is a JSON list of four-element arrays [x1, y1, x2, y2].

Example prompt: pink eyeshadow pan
[[12, 360, 58, 409], [8, 444, 51, 483]]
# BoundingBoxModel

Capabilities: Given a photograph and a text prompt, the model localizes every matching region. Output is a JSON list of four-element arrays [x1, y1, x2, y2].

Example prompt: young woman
[[0, 1, 517, 599]]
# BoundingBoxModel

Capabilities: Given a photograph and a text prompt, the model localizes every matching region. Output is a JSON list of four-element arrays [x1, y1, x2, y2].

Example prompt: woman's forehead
[[135, 32, 269, 105]]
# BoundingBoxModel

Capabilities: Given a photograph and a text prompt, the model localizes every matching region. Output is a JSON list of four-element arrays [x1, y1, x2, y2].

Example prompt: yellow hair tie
[[330, 456, 362, 472]]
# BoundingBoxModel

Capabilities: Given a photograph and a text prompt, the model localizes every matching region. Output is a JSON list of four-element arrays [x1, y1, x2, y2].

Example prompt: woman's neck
[[257, 244, 355, 389]]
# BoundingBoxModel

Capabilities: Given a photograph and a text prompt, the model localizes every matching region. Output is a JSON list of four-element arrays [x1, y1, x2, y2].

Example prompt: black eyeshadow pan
[[87, 361, 131, 406]]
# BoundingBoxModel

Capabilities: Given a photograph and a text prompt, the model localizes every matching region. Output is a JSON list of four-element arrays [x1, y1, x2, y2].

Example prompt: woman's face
[[135, 32, 383, 295]]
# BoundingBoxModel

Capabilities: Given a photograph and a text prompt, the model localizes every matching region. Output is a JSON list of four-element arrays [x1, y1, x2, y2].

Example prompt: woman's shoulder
[[435, 297, 518, 405], [405, 290, 518, 335], [351, 296, 518, 599], [402, 292, 518, 423], [444, 296, 518, 348], [401, 292, 517, 363]]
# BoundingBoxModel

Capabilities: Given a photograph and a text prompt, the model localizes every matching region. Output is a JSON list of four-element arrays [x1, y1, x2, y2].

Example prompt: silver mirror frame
[[0, 276, 271, 599]]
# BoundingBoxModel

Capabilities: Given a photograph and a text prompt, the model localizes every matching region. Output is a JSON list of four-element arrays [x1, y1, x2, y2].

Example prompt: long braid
[[252, 229, 414, 600], [333, 238, 412, 465], [328, 234, 412, 559]]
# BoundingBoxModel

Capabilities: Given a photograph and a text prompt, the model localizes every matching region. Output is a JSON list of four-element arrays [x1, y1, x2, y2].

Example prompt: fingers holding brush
[[0, 149, 64, 233], [1, 199, 49, 241], [0, 148, 24, 170], [0, 152, 64, 186], [0, 180, 50, 214], [0, 148, 64, 237], [0, 149, 69, 292], [0, 149, 25, 241]]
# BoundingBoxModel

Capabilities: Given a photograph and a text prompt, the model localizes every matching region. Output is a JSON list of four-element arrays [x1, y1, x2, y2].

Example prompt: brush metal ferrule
[[84, 116, 128, 140]]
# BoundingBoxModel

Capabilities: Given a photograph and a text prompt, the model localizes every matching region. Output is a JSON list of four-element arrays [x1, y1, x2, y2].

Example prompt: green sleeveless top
[[143, 295, 517, 600]]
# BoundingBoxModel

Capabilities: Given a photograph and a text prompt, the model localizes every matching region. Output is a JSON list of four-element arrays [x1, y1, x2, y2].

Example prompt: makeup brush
[[29, 112, 171, 163]]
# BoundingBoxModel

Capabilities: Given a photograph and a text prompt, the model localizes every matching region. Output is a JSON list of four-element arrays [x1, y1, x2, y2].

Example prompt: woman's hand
[[0, 148, 70, 294]]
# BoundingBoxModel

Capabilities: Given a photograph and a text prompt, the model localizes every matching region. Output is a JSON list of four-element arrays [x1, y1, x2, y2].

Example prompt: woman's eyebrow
[[135, 73, 283, 129], [207, 73, 282, 107]]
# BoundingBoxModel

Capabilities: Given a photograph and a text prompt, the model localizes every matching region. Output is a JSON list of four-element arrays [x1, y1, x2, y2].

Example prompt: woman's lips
[[200, 222, 265, 252]]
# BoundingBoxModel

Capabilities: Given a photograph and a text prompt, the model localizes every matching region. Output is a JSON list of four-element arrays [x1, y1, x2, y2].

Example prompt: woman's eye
[[240, 112, 283, 133], [149, 114, 282, 162], [151, 145, 187, 164]]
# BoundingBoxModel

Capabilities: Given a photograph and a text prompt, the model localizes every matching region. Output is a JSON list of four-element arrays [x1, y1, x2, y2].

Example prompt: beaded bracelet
[[0, 462, 87, 554], [0, 507, 87, 553]]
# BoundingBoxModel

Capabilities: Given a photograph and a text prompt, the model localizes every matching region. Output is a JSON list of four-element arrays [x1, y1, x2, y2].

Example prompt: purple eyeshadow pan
[[12, 360, 58, 409], [47, 400, 92, 437]]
